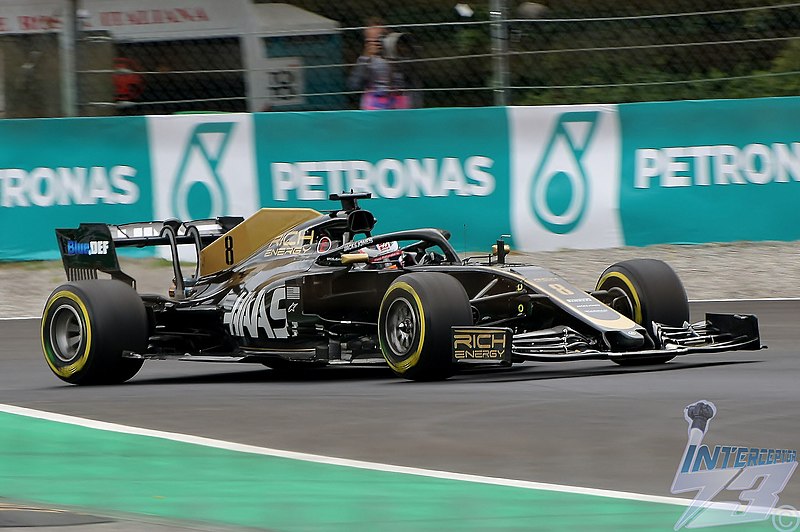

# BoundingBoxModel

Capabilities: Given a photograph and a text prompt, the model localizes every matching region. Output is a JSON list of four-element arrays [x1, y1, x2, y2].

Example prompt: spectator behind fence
[[348, 17, 422, 110]]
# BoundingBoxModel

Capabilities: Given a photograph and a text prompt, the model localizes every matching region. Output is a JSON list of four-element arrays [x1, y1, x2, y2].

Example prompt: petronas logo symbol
[[171, 122, 235, 221], [531, 112, 599, 234]]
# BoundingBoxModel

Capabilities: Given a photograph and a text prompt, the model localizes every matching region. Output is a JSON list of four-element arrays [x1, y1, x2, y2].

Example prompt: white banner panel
[[509, 105, 623, 251], [148, 113, 259, 222], [147, 113, 260, 261]]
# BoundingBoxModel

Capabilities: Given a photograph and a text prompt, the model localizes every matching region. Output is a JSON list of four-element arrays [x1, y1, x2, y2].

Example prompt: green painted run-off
[[0, 412, 778, 531]]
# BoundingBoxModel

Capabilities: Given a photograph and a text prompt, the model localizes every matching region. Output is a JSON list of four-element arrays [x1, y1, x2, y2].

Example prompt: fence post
[[490, 0, 509, 106], [59, 0, 78, 116]]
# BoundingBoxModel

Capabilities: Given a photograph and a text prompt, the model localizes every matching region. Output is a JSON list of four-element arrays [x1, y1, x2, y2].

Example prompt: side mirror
[[492, 244, 511, 256], [492, 234, 512, 265], [347, 210, 376, 235]]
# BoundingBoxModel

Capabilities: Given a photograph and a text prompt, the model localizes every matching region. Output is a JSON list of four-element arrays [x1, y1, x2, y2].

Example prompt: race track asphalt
[[1, 300, 799, 529]]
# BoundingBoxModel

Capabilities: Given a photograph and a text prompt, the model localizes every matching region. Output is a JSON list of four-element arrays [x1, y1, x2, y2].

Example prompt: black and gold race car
[[41, 192, 761, 385]]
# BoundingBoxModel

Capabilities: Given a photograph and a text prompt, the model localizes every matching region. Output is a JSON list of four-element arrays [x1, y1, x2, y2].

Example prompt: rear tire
[[596, 259, 689, 366], [379, 273, 472, 381], [41, 280, 147, 385]]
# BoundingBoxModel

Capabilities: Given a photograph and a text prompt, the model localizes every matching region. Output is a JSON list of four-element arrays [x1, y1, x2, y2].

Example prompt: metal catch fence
[[1, 0, 799, 117]]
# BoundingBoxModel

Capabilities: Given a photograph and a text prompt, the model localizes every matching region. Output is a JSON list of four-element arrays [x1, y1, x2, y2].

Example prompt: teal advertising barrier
[[142, 109, 510, 255], [0, 109, 510, 260], [618, 97, 800, 246], [1, 98, 799, 260], [0, 117, 153, 260], [252, 107, 510, 250]]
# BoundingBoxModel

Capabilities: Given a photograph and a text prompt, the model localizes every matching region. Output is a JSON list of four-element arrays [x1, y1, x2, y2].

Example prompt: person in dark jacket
[[348, 17, 422, 110]]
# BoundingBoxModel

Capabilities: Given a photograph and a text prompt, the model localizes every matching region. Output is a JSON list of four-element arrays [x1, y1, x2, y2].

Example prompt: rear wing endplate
[[55, 217, 243, 288]]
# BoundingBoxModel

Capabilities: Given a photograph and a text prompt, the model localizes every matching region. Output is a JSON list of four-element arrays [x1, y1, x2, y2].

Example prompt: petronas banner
[[618, 98, 800, 245], [1, 97, 799, 260], [252, 107, 510, 252], [0, 117, 153, 260]]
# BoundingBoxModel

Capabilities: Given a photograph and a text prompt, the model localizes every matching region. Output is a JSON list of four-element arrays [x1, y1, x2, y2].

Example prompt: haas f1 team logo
[[671, 401, 797, 530]]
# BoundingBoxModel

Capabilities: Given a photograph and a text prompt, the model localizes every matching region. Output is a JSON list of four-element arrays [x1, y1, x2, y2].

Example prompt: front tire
[[596, 259, 689, 366], [379, 273, 472, 381], [41, 280, 148, 385]]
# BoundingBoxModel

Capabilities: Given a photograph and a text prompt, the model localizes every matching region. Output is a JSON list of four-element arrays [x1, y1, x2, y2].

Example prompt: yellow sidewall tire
[[41, 291, 93, 378], [379, 273, 471, 381], [40, 280, 147, 385], [596, 259, 689, 366], [380, 282, 426, 374]]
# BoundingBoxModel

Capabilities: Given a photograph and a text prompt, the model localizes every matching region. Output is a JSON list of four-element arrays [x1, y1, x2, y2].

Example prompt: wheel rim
[[50, 304, 84, 363], [384, 297, 417, 356]]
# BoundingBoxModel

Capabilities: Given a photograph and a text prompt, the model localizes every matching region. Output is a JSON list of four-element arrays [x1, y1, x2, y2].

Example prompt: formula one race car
[[41, 193, 762, 385]]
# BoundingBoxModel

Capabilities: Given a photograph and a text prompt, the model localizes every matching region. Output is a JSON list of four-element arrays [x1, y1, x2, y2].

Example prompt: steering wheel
[[397, 251, 416, 267], [417, 251, 446, 265]]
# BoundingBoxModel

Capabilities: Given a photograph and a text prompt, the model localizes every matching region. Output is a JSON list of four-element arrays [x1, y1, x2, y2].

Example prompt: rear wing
[[55, 217, 243, 289]]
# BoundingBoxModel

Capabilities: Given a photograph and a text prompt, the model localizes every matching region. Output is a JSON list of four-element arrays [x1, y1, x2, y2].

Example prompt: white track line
[[0, 403, 694, 507], [2, 300, 794, 516]]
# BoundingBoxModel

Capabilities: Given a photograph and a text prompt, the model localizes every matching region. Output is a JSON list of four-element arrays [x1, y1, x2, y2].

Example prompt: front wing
[[451, 313, 762, 364]]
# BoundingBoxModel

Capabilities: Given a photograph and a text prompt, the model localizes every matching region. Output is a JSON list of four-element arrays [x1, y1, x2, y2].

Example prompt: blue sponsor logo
[[66, 240, 109, 256]]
